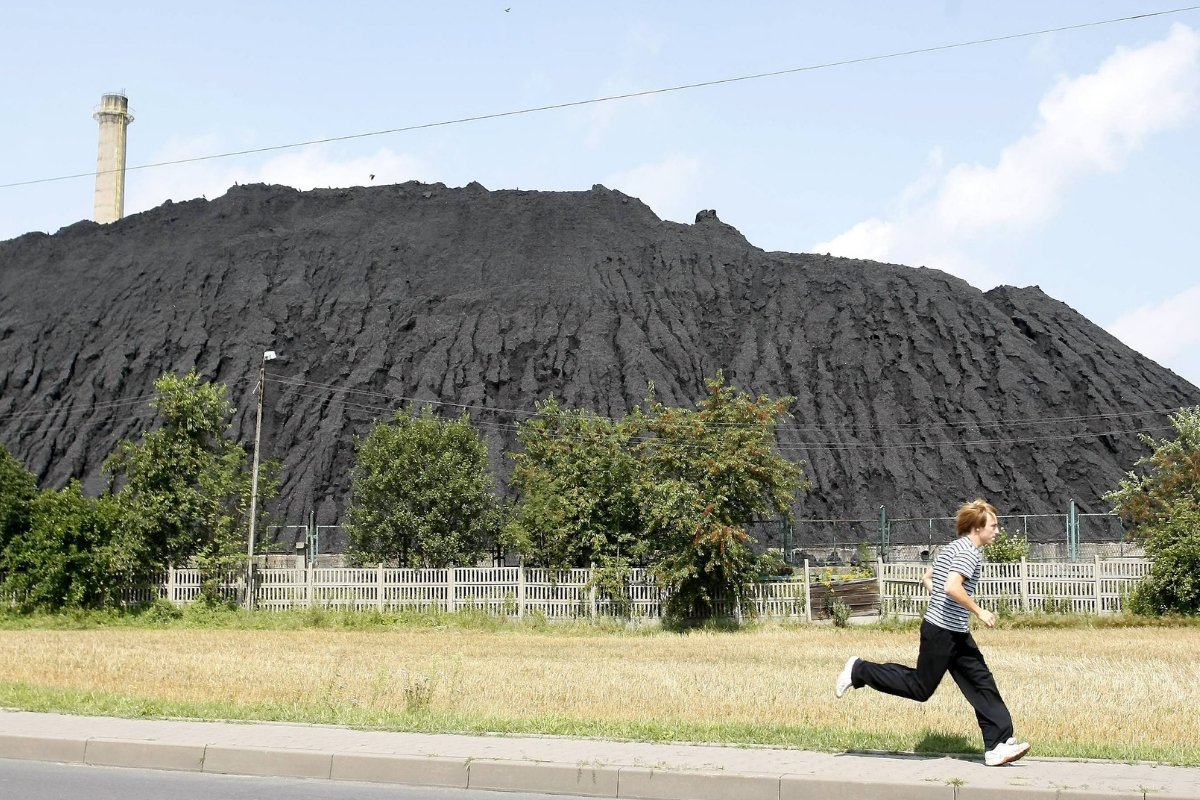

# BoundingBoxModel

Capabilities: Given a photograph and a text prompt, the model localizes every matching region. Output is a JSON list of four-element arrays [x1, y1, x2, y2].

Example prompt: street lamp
[[245, 349, 278, 608]]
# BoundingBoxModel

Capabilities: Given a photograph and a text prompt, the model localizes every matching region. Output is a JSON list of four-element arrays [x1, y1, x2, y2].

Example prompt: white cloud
[[125, 139, 426, 216], [813, 23, 1200, 283], [813, 218, 897, 262], [603, 154, 702, 223], [896, 147, 944, 207], [1108, 284, 1200, 386], [575, 21, 666, 149]]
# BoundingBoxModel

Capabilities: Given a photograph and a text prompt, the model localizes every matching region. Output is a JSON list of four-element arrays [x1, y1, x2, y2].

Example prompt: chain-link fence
[[748, 505, 1143, 564], [263, 524, 348, 566], [271, 508, 1141, 568]]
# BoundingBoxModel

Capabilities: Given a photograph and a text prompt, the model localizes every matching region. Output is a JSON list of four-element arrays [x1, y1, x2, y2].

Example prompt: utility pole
[[245, 349, 278, 608]]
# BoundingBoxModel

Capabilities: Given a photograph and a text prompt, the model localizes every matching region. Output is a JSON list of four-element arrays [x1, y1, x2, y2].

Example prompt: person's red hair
[[956, 499, 998, 536]]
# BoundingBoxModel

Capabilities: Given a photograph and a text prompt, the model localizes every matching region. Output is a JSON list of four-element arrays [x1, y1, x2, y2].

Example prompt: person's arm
[[944, 572, 995, 628], [922, 567, 933, 593]]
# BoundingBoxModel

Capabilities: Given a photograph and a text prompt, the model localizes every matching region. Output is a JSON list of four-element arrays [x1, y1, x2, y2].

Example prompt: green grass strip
[[0, 681, 1195, 766]]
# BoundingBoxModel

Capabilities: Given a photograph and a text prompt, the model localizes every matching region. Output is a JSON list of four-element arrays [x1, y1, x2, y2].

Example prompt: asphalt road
[[0, 759, 597, 800]]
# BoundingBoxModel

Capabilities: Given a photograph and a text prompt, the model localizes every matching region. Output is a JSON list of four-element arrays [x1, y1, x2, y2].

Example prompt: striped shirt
[[924, 536, 982, 633]]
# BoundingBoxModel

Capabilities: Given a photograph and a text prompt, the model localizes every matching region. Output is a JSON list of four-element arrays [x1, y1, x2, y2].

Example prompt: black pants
[[853, 619, 1014, 750]]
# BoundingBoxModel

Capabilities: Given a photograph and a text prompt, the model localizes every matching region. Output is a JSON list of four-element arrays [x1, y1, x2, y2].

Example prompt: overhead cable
[[3, 5, 1197, 189]]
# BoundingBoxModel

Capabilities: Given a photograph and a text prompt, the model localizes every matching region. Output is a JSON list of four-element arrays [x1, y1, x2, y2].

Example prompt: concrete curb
[[202, 744, 332, 779], [84, 738, 205, 772], [0, 733, 86, 764], [329, 752, 469, 788], [2, 720, 1198, 800], [467, 759, 619, 797]]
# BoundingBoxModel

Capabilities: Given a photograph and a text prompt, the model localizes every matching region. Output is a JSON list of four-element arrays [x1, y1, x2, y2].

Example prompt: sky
[[3, 1, 1199, 388]]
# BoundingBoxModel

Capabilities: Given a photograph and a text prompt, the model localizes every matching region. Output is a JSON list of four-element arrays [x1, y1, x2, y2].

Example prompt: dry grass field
[[1, 617, 1196, 764]]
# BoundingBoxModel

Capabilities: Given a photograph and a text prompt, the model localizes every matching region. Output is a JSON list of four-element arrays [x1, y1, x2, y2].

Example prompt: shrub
[[984, 528, 1030, 563], [347, 406, 499, 568], [0, 444, 37, 552], [1106, 407, 1200, 615], [0, 482, 134, 611], [824, 584, 851, 628], [1125, 503, 1200, 616], [755, 550, 793, 580]]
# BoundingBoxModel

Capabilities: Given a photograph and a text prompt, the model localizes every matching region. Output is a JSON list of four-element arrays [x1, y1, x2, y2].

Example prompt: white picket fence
[[135, 566, 815, 619], [133, 557, 1152, 619], [881, 557, 1153, 617]]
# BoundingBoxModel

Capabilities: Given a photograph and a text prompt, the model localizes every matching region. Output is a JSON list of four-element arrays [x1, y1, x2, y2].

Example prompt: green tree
[[1106, 407, 1200, 615], [0, 443, 37, 552], [635, 374, 808, 620], [346, 406, 500, 567], [1106, 406, 1200, 531], [0, 482, 134, 610], [1125, 502, 1200, 615], [104, 371, 276, 592], [505, 398, 644, 571]]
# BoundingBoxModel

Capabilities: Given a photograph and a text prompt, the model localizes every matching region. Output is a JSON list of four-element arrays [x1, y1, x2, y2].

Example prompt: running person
[[835, 499, 1030, 766]]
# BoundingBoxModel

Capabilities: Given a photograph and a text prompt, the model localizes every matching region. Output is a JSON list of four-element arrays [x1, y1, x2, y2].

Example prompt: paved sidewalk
[[1, 710, 1198, 799]]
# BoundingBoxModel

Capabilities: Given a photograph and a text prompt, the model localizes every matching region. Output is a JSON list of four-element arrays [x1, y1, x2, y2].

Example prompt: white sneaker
[[984, 737, 1031, 766], [835, 656, 859, 698]]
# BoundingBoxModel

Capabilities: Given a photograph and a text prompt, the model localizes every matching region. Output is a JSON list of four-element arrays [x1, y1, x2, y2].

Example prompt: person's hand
[[977, 608, 996, 628]]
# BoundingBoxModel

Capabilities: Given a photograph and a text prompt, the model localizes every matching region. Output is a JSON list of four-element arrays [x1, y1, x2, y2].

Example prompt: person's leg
[[947, 634, 1015, 750], [853, 620, 953, 701]]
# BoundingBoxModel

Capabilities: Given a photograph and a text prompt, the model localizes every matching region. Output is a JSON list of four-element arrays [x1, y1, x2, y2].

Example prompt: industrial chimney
[[93, 92, 133, 224]]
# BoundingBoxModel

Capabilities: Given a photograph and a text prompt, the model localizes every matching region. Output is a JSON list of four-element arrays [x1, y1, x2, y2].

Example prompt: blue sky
[[3, 1, 1199, 388]]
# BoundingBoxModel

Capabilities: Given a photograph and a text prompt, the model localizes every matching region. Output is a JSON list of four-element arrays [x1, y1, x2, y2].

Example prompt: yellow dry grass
[[1, 624, 1196, 760]]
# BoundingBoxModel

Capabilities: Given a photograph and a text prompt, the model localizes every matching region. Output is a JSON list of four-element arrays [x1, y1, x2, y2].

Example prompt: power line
[[2, 370, 1188, 446], [261, 374, 1179, 452], [271, 386, 1173, 453], [4, 5, 1198, 190], [0, 395, 157, 425], [776, 425, 1175, 451], [0, 378, 253, 430], [263, 373, 1186, 435], [0, 405, 160, 439]]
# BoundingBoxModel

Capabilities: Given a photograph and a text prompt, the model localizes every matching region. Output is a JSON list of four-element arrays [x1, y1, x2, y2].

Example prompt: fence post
[[1068, 499, 1078, 562], [377, 564, 385, 612], [588, 564, 598, 618], [803, 559, 812, 622], [1094, 555, 1103, 614], [876, 557, 884, 616], [517, 563, 526, 618], [306, 563, 314, 609], [879, 506, 889, 561], [447, 568, 457, 613], [1019, 558, 1029, 613], [247, 563, 256, 610], [166, 564, 177, 604]]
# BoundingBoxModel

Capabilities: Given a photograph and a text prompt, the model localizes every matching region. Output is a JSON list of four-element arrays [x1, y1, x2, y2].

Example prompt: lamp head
[[263, 350, 278, 361]]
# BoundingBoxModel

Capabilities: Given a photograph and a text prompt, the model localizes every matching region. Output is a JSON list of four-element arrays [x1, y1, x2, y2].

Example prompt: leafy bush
[[507, 373, 807, 623], [0, 482, 134, 611], [1106, 406, 1200, 615], [637, 374, 807, 621], [823, 585, 851, 627], [755, 550, 793, 580], [505, 399, 642, 571], [984, 528, 1030, 563], [346, 406, 500, 568], [1126, 503, 1200, 616], [104, 371, 277, 596], [0, 444, 37, 553]]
